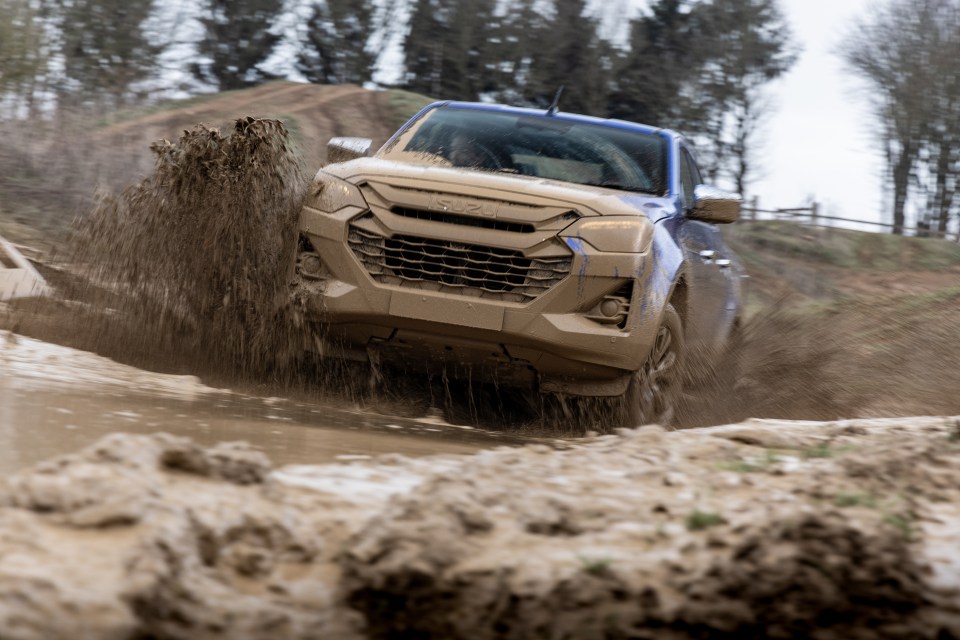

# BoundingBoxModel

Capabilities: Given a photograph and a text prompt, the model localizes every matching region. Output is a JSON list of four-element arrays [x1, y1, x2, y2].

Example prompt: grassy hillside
[[723, 221, 960, 312]]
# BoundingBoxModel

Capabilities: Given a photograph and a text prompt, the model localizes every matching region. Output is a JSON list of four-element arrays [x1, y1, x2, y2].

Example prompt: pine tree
[[688, 0, 796, 189], [0, 0, 47, 104], [523, 0, 612, 116], [53, 0, 158, 107], [402, 0, 497, 101], [193, 0, 284, 91], [296, 0, 375, 85], [607, 0, 700, 128]]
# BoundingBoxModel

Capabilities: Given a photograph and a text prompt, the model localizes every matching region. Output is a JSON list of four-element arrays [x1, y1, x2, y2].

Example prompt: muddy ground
[[1, 417, 959, 639], [3, 102, 960, 638]]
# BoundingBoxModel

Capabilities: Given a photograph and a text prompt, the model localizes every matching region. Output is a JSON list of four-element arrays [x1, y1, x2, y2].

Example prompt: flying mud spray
[[72, 118, 317, 380]]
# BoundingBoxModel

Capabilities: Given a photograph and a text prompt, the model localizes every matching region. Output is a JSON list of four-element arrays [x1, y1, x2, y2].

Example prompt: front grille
[[348, 227, 571, 303], [391, 206, 535, 233]]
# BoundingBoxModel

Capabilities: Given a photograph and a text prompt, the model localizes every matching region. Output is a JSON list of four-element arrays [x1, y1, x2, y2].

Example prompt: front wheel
[[623, 303, 684, 427]]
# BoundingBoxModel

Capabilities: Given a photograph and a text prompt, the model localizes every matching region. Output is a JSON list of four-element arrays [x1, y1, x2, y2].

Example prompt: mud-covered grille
[[348, 227, 571, 302], [391, 206, 536, 233]]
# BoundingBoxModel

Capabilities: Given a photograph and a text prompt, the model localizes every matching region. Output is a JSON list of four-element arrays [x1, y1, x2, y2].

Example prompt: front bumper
[[296, 184, 664, 395]]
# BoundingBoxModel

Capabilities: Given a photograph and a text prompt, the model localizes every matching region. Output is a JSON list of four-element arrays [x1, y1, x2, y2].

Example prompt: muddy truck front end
[[293, 102, 743, 411]]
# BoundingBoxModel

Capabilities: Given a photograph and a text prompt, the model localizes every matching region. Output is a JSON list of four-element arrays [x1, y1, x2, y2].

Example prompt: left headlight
[[559, 216, 653, 253], [306, 172, 368, 213]]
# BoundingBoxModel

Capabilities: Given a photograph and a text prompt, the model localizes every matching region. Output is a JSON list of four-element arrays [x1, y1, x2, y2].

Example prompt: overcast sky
[[748, 0, 883, 227]]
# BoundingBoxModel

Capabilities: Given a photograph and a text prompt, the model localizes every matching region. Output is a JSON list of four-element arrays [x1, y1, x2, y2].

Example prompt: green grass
[[275, 114, 303, 152], [883, 514, 914, 539], [686, 510, 725, 531], [579, 555, 613, 576], [725, 220, 960, 272], [720, 450, 780, 473], [898, 285, 960, 311], [833, 493, 879, 509], [800, 444, 835, 459]]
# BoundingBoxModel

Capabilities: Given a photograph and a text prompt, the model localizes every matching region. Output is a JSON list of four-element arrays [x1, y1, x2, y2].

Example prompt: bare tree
[[840, 0, 959, 235], [689, 0, 797, 197], [924, 1, 960, 238], [0, 0, 48, 115]]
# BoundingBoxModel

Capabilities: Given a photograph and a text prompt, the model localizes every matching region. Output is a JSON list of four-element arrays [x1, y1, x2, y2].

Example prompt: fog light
[[600, 298, 621, 317], [300, 253, 322, 276]]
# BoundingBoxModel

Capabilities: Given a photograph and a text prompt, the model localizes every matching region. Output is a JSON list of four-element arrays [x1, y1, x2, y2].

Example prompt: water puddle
[[0, 331, 527, 474]]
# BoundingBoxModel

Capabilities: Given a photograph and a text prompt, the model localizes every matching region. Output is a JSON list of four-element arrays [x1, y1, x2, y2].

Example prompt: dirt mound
[[73, 116, 314, 377], [93, 83, 402, 176], [1, 420, 960, 638], [0, 433, 365, 639], [340, 422, 960, 639], [346, 513, 926, 639]]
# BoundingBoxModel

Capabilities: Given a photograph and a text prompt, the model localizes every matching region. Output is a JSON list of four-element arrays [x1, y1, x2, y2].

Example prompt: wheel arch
[[667, 275, 689, 331]]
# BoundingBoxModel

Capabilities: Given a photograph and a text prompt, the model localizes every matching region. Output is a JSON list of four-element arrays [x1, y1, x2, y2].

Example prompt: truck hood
[[321, 158, 675, 222]]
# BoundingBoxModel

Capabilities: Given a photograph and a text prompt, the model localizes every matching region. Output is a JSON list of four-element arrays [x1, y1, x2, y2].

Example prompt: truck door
[[676, 146, 729, 351]]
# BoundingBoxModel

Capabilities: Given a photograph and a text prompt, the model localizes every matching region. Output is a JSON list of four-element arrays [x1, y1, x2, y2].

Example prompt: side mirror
[[689, 184, 741, 224], [327, 137, 372, 164]]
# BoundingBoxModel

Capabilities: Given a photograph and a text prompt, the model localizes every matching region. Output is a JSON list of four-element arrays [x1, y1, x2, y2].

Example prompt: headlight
[[560, 216, 653, 253], [307, 172, 367, 213]]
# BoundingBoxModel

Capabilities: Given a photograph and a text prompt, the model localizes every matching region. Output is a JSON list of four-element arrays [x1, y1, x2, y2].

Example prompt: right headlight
[[306, 171, 367, 213], [559, 216, 653, 253]]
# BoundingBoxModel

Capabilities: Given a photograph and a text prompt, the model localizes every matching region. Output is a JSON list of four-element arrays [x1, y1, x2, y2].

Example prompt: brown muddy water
[[0, 331, 525, 475]]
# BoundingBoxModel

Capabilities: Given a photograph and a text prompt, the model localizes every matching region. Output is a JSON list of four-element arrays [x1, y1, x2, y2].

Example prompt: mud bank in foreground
[[2, 418, 960, 639]]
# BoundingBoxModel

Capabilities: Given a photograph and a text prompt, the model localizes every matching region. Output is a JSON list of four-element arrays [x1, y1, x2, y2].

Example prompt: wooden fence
[[739, 199, 960, 241]]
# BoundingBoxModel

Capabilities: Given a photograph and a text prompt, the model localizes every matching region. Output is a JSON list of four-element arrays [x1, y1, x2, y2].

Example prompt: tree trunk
[[934, 143, 952, 238], [891, 143, 913, 235]]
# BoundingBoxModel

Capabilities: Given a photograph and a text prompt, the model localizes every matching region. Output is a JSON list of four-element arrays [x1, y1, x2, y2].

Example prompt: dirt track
[[90, 82, 403, 183]]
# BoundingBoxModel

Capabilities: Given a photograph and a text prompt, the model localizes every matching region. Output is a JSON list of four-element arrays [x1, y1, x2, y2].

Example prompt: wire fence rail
[[740, 199, 960, 242]]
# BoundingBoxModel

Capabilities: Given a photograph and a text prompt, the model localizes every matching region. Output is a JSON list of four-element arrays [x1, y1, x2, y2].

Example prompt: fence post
[[750, 196, 758, 221], [810, 201, 819, 227]]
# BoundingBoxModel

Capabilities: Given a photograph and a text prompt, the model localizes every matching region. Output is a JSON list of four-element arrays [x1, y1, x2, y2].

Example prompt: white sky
[[748, 0, 883, 227]]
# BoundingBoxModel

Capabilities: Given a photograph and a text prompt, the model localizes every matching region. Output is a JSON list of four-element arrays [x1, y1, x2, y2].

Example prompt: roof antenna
[[546, 86, 564, 116]]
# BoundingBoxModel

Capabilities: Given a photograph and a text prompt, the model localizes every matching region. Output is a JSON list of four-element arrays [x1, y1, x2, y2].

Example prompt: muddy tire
[[623, 303, 684, 427]]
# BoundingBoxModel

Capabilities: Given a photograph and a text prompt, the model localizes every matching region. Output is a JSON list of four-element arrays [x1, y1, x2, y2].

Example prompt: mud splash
[[674, 304, 854, 429], [73, 117, 312, 378]]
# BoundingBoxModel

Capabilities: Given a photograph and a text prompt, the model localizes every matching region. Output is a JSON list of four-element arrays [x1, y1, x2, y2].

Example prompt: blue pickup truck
[[294, 101, 745, 425]]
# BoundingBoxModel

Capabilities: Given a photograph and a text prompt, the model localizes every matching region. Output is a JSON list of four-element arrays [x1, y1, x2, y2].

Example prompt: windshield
[[379, 106, 668, 195]]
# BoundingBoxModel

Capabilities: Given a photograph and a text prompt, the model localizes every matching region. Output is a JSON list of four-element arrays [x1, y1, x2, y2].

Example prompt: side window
[[679, 148, 695, 211]]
